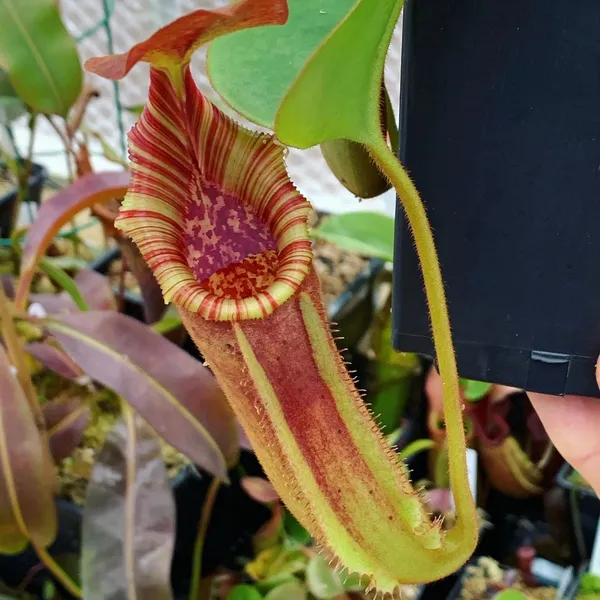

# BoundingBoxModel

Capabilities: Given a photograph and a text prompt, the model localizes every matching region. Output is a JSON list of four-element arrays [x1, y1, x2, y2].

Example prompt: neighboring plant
[[227, 476, 423, 600], [460, 557, 554, 600], [0, 170, 241, 598], [314, 210, 557, 499], [0, 0, 88, 232], [82, 0, 479, 595], [492, 590, 528, 600], [569, 470, 593, 491], [577, 572, 600, 599]]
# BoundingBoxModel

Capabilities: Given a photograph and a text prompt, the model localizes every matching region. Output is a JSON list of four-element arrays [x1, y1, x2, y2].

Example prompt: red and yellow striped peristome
[[116, 66, 312, 321], [85, 0, 476, 594]]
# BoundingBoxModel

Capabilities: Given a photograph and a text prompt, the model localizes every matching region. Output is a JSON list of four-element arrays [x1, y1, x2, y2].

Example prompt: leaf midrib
[[46, 319, 226, 475]]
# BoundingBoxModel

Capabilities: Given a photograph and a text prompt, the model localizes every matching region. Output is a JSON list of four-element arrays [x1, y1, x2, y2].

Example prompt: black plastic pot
[[0, 162, 47, 238], [170, 453, 271, 598], [392, 0, 600, 397], [557, 463, 600, 565]]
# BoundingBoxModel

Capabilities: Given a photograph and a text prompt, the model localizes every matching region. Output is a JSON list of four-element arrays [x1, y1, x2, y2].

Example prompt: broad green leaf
[[276, 0, 403, 148], [312, 212, 395, 261], [45, 311, 239, 479], [81, 404, 175, 600], [264, 581, 306, 600], [460, 378, 492, 402], [0, 0, 82, 116], [0, 344, 57, 553], [16, 171, 130, 309], [227, 585, 263, 600], [207, 0, 356, 128], [306, 556, 344, 599]]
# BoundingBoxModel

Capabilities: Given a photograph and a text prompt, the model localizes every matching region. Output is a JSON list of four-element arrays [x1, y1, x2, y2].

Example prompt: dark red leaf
[[241, 476, 279, 504], [45, 311, 239, 480], [16, 172, 130, 310], [25, 342, 84, 380], [0, 345, 57, 553], [43, 397, 91, 462]]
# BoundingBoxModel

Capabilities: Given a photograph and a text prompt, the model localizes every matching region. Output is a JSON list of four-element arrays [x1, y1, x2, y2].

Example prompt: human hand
[[425, 363, 600, 496], [528, 382, 600, 495]]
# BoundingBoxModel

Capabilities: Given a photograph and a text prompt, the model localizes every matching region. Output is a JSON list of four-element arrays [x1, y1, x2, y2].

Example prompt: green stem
[[368, 139, 477, 548], [33, 542, 82, 598], [188, 477, 220, 600]]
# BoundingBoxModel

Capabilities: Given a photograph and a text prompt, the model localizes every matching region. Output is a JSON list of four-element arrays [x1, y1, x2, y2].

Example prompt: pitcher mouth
[[115, 67, 312, 322]]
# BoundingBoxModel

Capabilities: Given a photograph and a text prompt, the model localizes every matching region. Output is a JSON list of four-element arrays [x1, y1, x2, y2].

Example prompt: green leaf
[[580, 572, 600, 594], [460, 378, 492, 402], [38, 258, 89, 311], [124, 104, 144, 117], [151, 304, 182, 334], [398, 439, 435, 462], [42, 580, 56, 599], [82, 127, 128, 168], [227, 586, 263, 600], [492, 591, 528, 600], [256, 575, 298, 596], [264, 549, 308, 580], [275, 0, 403, 148], [305, 555, 344, 599], [339, 569, 363, 591], [207, 0, 356, 128], [312, 212, 395, 261], [42, 254, 89, 271], [0, 0, 83, 116], [283, 511, 311, 546], [0, 68, 26, 123], [264, 581, 306, 600]]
